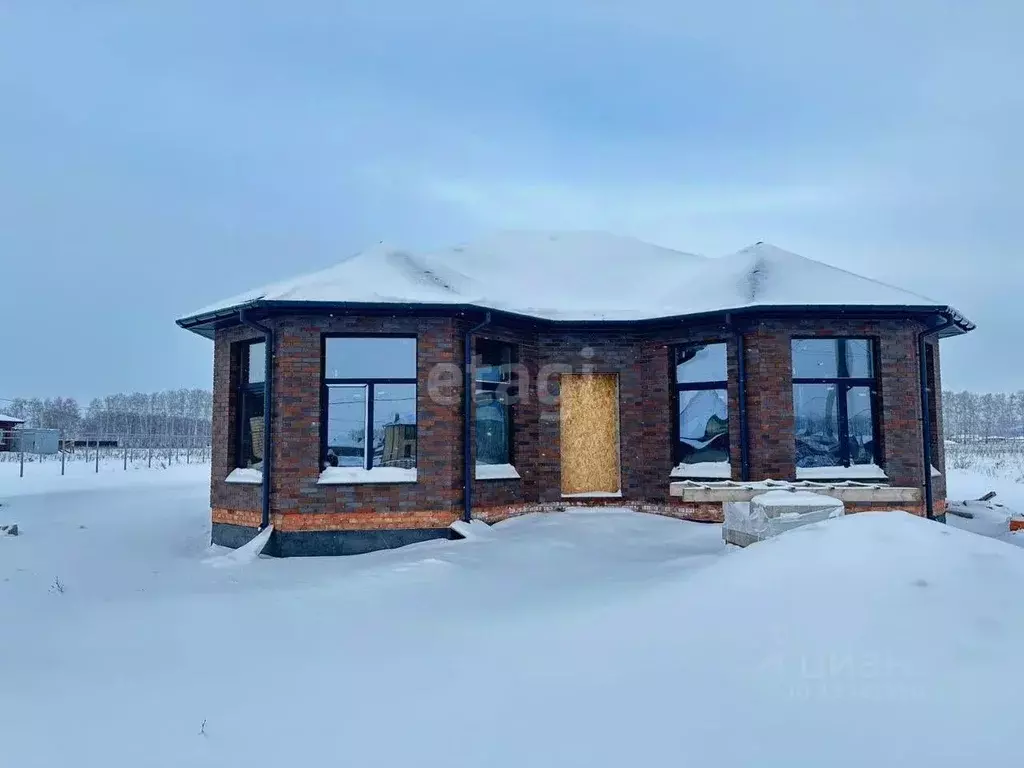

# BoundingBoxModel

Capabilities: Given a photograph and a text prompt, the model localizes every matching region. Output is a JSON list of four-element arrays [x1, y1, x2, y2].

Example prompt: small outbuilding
[[177, 232, 973, 556], [0, 414, 24, 452]]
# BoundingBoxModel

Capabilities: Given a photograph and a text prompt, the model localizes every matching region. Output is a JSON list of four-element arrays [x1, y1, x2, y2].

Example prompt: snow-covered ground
[[0, 455, 208, 497], [1, 462, 1023, 767]]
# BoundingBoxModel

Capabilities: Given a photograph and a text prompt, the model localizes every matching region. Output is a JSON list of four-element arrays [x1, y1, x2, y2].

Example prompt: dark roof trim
[[176, 299, 975, 340]]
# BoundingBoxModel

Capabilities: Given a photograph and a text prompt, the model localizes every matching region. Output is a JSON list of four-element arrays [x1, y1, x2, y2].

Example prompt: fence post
[[123, 444, 128, 471], [148, 445, 152, 468], [20, 445, 24, 478], [61, 431, 66, 476], [95, 438, 100, 473]]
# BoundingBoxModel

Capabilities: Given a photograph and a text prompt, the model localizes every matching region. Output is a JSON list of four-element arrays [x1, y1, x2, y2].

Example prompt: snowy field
[[2, 461, 1023, 766]]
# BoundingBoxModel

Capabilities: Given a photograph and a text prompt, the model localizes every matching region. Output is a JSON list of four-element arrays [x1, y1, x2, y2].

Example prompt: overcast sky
[[0, 1, 1020, 402]]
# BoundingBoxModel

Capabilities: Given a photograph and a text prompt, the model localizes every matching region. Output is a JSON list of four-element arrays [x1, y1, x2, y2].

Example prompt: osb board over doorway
[[559, 374, 621, 495]]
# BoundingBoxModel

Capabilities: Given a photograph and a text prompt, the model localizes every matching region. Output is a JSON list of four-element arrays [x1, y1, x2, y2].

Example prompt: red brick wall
[[272, 314, 463, 517], [530, 324, 739, 504], [463, 323, 542, 508], [746, 318, 927, 489], [211, 324, 263, 514], [208, 312, 943, 533], [470, 498, 939, 525], [744, 324, 795, 478], [927, 340, 947, 500]]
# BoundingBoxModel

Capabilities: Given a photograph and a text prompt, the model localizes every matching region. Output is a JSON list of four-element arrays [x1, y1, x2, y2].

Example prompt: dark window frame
[[319, 333, 418, 472], [791, 336, 882, 468], [474, 338, 517, 468], [236, 340, 266, 469], [671, 342, 730, 466]]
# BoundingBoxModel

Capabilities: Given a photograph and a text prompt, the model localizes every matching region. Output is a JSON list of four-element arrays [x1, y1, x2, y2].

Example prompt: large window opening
[[322, 336, 417, 472], [237, 340, 266, 469], [475, 339, 515, 469], [673, 343, 730, 473], [792, 338, 879, 469]]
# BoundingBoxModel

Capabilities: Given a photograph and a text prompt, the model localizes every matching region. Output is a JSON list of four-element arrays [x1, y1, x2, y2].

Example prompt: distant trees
[[942, 391, 1024, 441], [3, 389, 212, 439], [3, 396, 82, 434], [4, 387, 1020, 443]]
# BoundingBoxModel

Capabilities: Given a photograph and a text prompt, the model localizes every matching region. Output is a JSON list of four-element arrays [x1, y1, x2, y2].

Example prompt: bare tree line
[[943, 391, 1024, 442], [2, 389, 212, 440]]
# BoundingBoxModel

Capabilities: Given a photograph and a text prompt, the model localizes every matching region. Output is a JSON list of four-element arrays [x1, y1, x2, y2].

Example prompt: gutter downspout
[[239, 309, 274, 531], [463, 312, 492, 523], [726, 315, 751, 482], [918, 317, 954, 521]]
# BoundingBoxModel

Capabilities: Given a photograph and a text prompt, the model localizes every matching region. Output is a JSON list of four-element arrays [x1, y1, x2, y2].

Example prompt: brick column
[[745, 324, 796, 480], [211, 326, 264, 515], [270, 317, 323, 514], [876, 326, 925, 488]]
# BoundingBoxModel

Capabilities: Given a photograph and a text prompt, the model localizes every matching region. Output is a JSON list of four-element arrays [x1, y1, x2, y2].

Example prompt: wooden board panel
[[560, 374, 620, 495]]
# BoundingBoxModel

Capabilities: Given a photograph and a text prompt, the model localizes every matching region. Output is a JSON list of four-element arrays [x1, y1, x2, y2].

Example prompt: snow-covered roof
[[180, 231, 972, 329], [0, 413, 24, 424]]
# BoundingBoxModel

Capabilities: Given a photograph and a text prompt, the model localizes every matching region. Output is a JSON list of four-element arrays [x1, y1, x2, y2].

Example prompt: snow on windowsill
[[475, 463, 521, 481], [561, 490, 623, 499], [225, 468, 263, 485], [796, 464, 888, 481], [317, 467, 417, 485], [931, 465, 943, 478], [670, 461, 731, 479]]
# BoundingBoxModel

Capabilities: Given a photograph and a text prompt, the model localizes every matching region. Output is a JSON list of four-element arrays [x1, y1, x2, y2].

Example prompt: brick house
[[177, 232, 973, 556]]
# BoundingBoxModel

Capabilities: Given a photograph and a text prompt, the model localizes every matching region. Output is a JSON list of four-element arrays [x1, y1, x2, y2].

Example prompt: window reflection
[[325, 337, 416, 380]]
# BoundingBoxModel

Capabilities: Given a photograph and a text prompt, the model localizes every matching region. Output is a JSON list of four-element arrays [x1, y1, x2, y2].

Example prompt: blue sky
[[1, 1, 1020, 399]]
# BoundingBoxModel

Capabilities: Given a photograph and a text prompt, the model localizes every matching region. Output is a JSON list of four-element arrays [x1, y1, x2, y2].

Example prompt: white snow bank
[[670, 460, 731, 478], [3, 475, 1023, 767], [622, 512, 1024, 765], [203, 526, 274, 568], [796, 463, 888, 480], [754, 489, 845, 507], [186, 232, 960, 324], [225, 467, 262, 484], [475, 462, 521, 480], [449, 519, 491, 541], [317, 466, 417, 484]]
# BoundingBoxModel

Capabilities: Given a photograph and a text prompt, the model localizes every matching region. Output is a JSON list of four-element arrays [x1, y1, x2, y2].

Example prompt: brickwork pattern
[[211, 324, 264, 513], [214, 498, 939, 534], [464, 323, 541, 509], [746, 319, 928, 489], [927, 340, 947, 500], [208, 312, 945, 538]]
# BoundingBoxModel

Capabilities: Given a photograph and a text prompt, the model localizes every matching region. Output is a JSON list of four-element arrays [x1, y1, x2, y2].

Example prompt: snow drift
[[3, 478, 1023, 767]]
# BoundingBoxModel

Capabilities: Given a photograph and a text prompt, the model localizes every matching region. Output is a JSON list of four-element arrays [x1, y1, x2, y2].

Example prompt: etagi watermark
[[757, 650, 925, 702], [425, 347, 601, 422]]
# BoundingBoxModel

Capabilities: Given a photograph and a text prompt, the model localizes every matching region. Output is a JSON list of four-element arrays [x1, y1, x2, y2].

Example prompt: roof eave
[[175, 299, 264, 338], [175, 300, 976, 337]]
